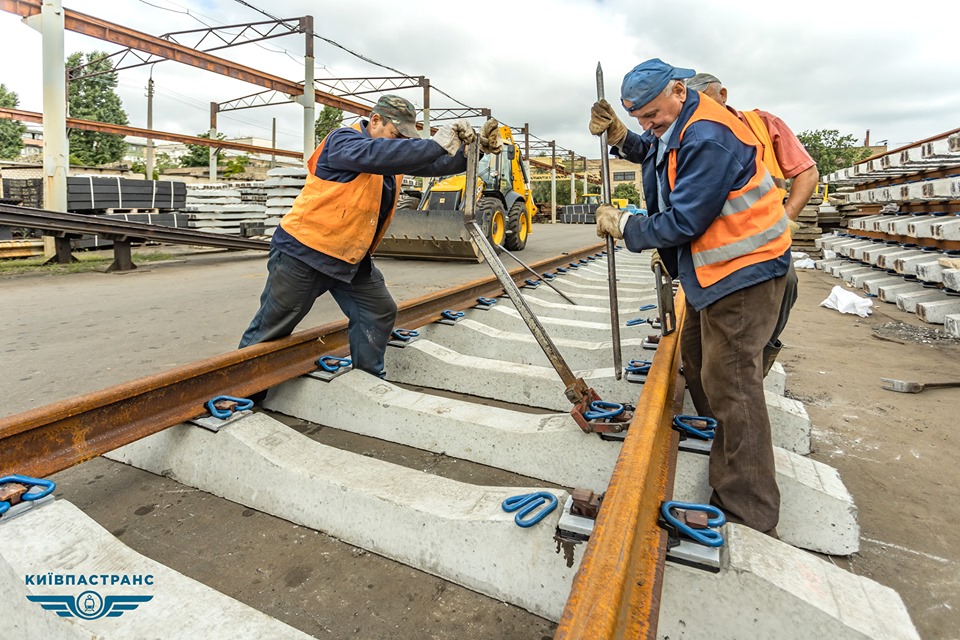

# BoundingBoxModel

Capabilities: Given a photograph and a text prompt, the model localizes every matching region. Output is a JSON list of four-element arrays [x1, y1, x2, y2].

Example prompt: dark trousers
[[239, 248, 398, 377], [768, 260, 798, 349], [681, 275, 786, 533]]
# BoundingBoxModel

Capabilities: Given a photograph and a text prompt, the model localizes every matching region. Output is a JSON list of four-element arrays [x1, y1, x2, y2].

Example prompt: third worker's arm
[[783, 165, 818, 222], [761, 111, 819, 222]]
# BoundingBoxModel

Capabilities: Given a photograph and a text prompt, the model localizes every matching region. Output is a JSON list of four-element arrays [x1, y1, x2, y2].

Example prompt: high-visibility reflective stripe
[[693, 214, 788, 268], [720, 171, 775, 217]]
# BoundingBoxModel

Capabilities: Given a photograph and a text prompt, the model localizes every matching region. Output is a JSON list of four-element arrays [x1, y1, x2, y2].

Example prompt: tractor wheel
[[396, 192, 421, 210], [504, 199, 529, 251], [477, 197, 506, 248]]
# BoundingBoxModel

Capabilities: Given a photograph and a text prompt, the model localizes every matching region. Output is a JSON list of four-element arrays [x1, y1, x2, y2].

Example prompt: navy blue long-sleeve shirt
[[273, 120, 468, 281], [614, 90, 789, 310]]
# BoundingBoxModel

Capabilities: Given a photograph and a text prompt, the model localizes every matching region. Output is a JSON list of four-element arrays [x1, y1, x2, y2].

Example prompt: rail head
[[556, 289, 687, 640], [0, 246, 605, 479]]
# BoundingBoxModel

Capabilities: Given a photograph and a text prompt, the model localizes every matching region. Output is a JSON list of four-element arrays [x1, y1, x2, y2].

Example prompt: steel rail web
[[556, 289, 687, 640], [0, 246, 603, 480]]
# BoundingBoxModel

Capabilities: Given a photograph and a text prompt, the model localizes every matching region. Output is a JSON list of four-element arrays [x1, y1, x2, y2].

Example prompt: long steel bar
[[596, 63, 623, 380], [461, 140, 590, 403], [0, 107, 303, 158], [0, 204, 270, 252], [495, 243, 578, 305], [556, 289, 687, 639], [0, 246, 602, 480]]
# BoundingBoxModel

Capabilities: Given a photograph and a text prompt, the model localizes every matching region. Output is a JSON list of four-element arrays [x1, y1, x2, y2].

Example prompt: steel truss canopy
[[68, 17, 307, 81], [218, 89, 298, 113], [0, 0, 371, 115], [314, 75, 424, 98], [0, 0, 585, 168]]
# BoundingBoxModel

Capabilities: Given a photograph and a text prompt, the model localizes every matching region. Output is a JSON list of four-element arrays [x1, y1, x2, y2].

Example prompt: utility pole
[[523, 123, 530, 187], [569, 150, 575, 204], [271, 117, 277, 169], [208, 101, 218, 183], [582, 156, 587, 194], [421, 77, 430, 139], [300, 16, 316, 158], [550, 141, 557, 224], [145, 73, 154, 179]]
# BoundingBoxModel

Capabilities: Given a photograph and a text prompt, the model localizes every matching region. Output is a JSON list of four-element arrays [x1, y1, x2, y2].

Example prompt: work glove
[[479, 118, 503, 155], [589, 99, 627, 147], [650, 248, 666, 274], [432, 119, 476, 156], [595, 204, 624, 240], [787, 219, 800, 238]]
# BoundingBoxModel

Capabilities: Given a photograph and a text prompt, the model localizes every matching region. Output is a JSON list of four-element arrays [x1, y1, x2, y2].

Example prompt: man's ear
[[719, 87, 728, 105], [674, 80, 687, 100]]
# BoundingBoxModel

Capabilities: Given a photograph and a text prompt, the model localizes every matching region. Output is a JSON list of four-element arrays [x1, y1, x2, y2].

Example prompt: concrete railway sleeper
[[0, 249, 918, 638]]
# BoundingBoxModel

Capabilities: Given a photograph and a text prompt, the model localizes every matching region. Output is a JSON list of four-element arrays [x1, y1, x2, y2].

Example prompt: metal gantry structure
[[0, 0, 595, 204]]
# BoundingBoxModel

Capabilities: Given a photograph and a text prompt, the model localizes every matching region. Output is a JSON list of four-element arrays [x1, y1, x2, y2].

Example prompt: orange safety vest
[[740, 109, 788, 201], [279, 122, 403, 264], [667, 97, 790, 288]]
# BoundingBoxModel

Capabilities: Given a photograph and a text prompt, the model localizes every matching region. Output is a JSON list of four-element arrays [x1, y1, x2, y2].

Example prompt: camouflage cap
[[371, 94, 420, 138]]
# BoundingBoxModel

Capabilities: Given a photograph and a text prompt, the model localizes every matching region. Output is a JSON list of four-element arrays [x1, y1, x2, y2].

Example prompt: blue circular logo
[[76, 591, 104, 619]]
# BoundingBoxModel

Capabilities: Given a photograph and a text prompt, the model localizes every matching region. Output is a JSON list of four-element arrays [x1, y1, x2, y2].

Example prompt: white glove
[[432, 119, 476, 156], [479, 118, 502, 155], [595, 204, 624, 239]]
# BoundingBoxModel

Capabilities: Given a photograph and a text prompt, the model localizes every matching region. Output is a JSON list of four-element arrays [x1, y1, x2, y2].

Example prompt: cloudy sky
[[0, 0, 956, 160]]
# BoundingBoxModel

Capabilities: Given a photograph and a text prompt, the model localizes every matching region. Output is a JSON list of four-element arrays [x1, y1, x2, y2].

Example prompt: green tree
[[613, 182, 642, 206], [223, 154, 249, 178], [0, 84, 26, 159], [315, 105, 343, 143], [66, 51, 129, 165], [531, 180, 589, 207], [180, 132, 224, 168], [131, 151, 175, 179], [796, 129, 871, 176]]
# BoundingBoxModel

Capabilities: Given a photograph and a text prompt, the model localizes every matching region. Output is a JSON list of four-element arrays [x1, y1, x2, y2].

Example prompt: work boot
[[762, 340, 782, 377]]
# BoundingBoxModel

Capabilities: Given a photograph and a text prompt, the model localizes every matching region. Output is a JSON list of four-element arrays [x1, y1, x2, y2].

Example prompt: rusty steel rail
[[0, 107, 304, 159], [0, 246, 604, 479], [0, 203, 271, 252], [556, 289, 687, 640]]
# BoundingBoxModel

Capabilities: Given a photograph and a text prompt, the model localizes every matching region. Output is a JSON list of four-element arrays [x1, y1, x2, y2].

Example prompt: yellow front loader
[[375, 126, 536, 261]]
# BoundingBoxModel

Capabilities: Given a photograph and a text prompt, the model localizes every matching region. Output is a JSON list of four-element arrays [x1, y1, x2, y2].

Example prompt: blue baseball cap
[[620, 58, 696, 112]]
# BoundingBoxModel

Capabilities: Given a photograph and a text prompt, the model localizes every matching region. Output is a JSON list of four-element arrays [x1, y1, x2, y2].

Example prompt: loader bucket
[[375, 207, 483, 262]]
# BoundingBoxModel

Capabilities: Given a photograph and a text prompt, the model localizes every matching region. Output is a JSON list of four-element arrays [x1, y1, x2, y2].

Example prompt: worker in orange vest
[[686, 72, 819, 376], [590, 59, 790, 536], [240, 95, 501, 380]]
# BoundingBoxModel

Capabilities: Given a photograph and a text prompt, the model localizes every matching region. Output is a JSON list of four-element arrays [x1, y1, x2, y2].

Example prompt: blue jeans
[[239, 248, 397, 377]]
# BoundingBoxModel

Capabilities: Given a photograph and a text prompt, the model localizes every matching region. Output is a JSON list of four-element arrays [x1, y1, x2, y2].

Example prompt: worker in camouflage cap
[[370, 95, 421, 139], [239, 93, 501, 386]]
